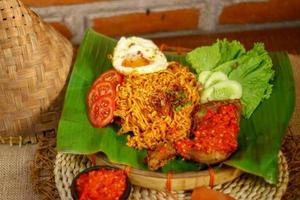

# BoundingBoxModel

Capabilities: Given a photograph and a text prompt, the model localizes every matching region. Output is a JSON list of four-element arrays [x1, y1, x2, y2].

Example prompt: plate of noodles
[[57, 29, 295, 189]]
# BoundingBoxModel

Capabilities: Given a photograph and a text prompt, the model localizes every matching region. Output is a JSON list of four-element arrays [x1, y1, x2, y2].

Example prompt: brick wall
[[24, 0, 300, 44]]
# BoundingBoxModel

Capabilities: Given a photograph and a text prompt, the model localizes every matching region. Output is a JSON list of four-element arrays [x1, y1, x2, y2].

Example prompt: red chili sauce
[[194, 104, 239, 153], [76, 169, 127, 200], [176, 104, 240, 155]]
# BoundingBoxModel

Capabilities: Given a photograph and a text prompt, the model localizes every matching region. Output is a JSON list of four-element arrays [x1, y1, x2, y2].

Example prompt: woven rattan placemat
[[54, 152, 288, 200]]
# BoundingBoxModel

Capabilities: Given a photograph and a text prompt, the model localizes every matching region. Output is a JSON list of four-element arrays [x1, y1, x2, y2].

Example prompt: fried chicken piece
[[145, 142, 177, 170], [175, 100, 241, 164], [175, 139, 232, 164]]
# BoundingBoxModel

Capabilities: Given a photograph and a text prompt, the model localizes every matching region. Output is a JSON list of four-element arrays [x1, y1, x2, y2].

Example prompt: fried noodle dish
[[114, 62, 200, 150]]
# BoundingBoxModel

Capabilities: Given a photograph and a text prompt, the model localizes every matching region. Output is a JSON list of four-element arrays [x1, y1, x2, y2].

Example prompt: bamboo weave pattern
[[0, 0, 73, 137]]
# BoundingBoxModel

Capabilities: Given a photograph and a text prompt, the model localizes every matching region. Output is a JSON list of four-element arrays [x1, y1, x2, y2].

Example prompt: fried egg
[[112, 37, 168, 75]]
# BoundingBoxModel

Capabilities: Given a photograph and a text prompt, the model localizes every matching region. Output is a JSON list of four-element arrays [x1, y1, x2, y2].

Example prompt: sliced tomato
[[87, 81, 116, 108], [93, 69, 123, 87], [88, 96, 115, 128]]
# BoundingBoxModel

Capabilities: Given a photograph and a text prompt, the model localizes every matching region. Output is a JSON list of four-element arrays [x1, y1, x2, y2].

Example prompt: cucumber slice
[[198, 71, 212, 85], [204, 71, 228, 88], [201, 80, 242, 103]]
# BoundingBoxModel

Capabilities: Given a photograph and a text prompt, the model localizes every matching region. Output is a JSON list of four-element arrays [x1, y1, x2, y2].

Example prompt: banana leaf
[[57, 29, 295, 184]]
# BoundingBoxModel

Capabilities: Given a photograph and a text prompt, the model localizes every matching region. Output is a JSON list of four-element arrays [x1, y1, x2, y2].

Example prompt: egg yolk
[[122, 53, 151, 68]]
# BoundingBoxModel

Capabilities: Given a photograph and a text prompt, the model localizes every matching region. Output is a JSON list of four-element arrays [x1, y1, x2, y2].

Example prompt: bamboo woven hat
[[0, 0, 73, 139]]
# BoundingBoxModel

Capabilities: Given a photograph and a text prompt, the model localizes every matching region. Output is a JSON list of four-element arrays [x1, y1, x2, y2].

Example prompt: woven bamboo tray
[[93, 154, 242, 191], [54, 152, 288, 200]]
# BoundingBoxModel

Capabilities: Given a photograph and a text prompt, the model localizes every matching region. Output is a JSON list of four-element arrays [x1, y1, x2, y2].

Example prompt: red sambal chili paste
[[76, 169, 127, 200], [176, 103, 240, 156], [194, 103, 240, 153]]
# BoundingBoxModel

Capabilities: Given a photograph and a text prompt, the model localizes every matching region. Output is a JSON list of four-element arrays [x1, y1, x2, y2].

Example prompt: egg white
[[112, 37, 168, 75]]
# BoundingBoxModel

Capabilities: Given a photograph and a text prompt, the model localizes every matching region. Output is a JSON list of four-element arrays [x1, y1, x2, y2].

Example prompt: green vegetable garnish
[[175, 106, 182, 111], [177, 91, 186, 98], [175, 100, 192, 111], [186, 40, 274, 118], [186, 40, 245, 74]]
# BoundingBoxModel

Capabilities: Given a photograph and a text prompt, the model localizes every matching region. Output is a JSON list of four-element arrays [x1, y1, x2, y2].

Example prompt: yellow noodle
[[114, 62, 201, 150]]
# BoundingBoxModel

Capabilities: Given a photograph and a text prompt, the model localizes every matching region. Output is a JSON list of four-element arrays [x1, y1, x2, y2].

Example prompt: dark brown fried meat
[[175, 142, 232, 164], [145, 142, 177, 170], [175, 100, 242, 164], [146, 100, 242, 169]]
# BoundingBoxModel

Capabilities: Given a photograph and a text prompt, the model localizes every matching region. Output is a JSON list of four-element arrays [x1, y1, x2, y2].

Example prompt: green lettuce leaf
[[186, 40, 245, 73], [228, 44, 274, 117], [186, 40, 274, 118]]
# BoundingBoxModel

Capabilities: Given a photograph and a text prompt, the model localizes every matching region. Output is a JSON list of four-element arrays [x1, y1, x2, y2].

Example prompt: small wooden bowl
[[70, 165, 131, 200]]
